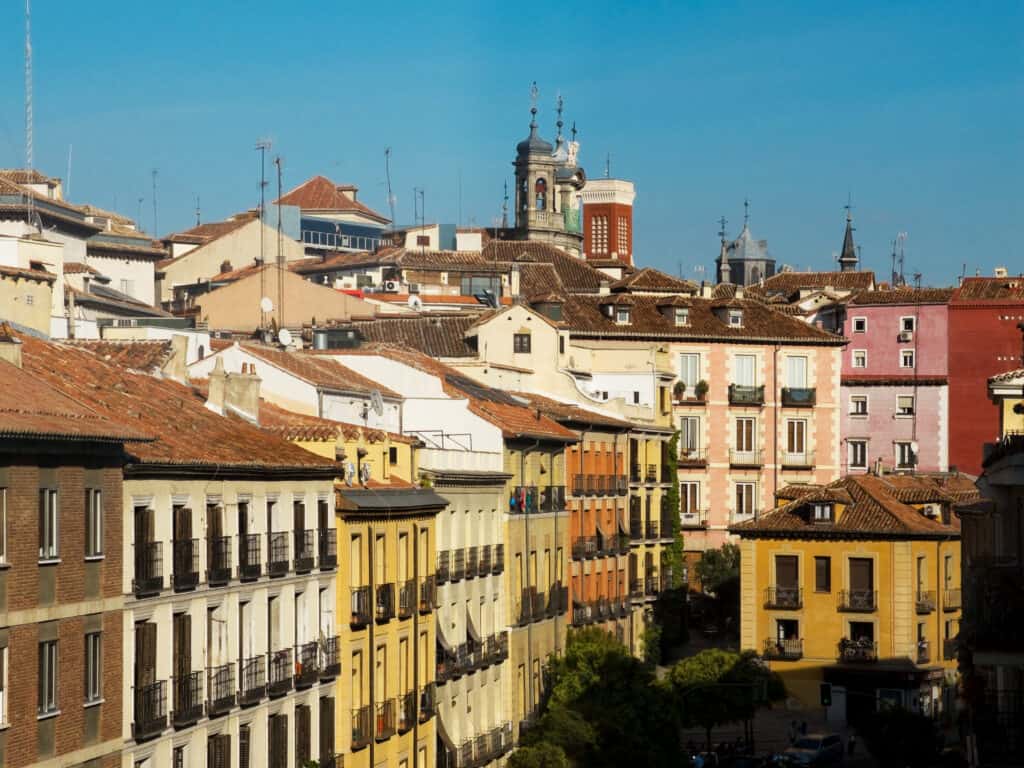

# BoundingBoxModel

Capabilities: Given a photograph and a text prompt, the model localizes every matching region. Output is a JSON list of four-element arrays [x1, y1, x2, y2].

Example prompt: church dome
[[517, 123, 553, 156]]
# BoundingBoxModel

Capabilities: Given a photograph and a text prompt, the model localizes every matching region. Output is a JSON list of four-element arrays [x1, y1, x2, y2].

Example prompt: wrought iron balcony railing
[[351, 705, 371, 750], [132, 680, 167, 741], [838, 589, 878, 612], [729, 384, 765, 406], [133, 541, 164, 597], [320, 636, 340, 679], [398, 578, 415, 619], [916, 590, 936, 613], [420, 575, 437, 613], [172, 670, 204, 727], [318, 527, 337, 570], [680, 508, 709, 529], [238, 655, 265, 705], [437, 550, 450, 584], [172, 538, 199, 591], [239, 533, 261, 581], [206, 662, 235, 716], [350, 586, 371, 628], [729, 449, 763, 468], [294, 641, 319, 688], [207, 536, 232, 586], [293, 529, 315, 573], [268, 648, 293, 696], [764, 586, 803, 609], [763, 637, 803, 660], [781, 387, 816, 407], [376, 583, 395, 622], [838, 638, 878, 662], [375, 699, 396, 741], [944, 588, 962, 611], [267, 531, 289, 577]]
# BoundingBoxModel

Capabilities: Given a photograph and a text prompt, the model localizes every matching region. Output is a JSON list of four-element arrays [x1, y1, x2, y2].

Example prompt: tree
[[508, 742, 570, 768], [641, 621, 663, 667], [695, 543, 739, 597], [663, 431, 685, 589], [667, 649, 785, 750]]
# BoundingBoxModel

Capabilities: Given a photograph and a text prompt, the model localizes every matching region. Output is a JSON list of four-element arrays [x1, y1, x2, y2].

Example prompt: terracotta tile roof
[[0, 177, 100, 229], [0, 168, 59, 185], [0, 263, 55, 282], [274, 175, 390, 224], [952, 276, 1024, 303], [990, 368, 1024, 383], [160, 214, 257, 261], [290, 247, 498, 275], [258, 399, 417, 444], [841, 374, 948, 386], [77, 203, 135, 225], [849, 287, 954, 306], [482, 240, 605, 294], [63, 262, 101, 275], [67, 340, 174, 372], [518, 262, 565, 299], [610, 267, 698, 293], [371, 293, 512, 307], [753, 270, 876, 300], [346, 314, 478, 358], [509, 391, 632, 430], [711, 283, 738, 299], [559, 294, 846, 344], [346, 345, 577, 443], [68, 285, 172, 317], [731, 474, 979, 539], [17, 334, 337, 471], [239, 344, 400, 398]]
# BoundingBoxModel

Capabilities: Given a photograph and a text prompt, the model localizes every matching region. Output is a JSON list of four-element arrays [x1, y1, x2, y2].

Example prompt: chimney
[[226, 362, 261, 424], [0, 324, 22, 369], [160, 334, 190, 384], [735, 287, 744, 299], [700, 283, 713, 299], [510, 264, 521, 299], [205, 357, 227, 415], [599, 280, 611, 296]]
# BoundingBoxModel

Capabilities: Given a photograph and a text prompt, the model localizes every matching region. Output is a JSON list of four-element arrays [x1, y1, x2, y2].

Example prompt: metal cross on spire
[[844, 192, 854, 222], [718, 215, 728, 241], [529, 82, 539, 124], [743, 198, 750, 227], [555, 91, 564, 139], [570, 121, 577, 141]]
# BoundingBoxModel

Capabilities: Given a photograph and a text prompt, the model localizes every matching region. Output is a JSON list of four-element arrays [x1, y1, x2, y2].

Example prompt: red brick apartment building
[[0, 327, 142, 768]]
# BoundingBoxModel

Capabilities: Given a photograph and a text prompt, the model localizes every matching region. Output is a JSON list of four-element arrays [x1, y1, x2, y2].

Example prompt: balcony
[[572, 535, 598, 560], [661, 569, 675, 592], [763, 637, 804, 660], [207, 536, 232, 586], [436, 644, 456, 684], [729, 384, 765, 406], [916, 640, 931, 664], [351, 705, 372, 750], [239, 533, 261, 581], [732, 508, 759, 524], [133, 541, 164, 597], [916, 590, 936, 614], [467, 546, 479, 579], [838, 589, 878, 612], [420, 575, 437, 613], [397, 691, 416, 733], [479, 545, 492, 576], [678, 447, 707, 468], [452, 549, 465, 582], [645, 464, 658, 483], [616, 475, 628, 495], [132, 680, 167, 741], [294, 529, 315, 573], [172, 538, 200, 591], [630, 464, 641, 483], [944, 588, 962, 611], [572, 474, 586, 496], [629, 514, 643, 543], [238, 655, 266, 706], [547, 582, 568, 617], [645, 575, 659, 600], [781, 451, 815, 470], [267, 531, 289, 577], [318, 528, 337, 570], [376, 583, 395, 623], [437, 551, 450, 584], [729, 449, 763, 468], [493, 543, 505, 574], [207, 663, 235, 717], [781, 387, 817, 407], [838, 638, 878, 663], [398, 578, 415, 619], [518, 587, 540, 625], [484, 632, 509, 665], [764, 586, 803, 610], [540, 485, 566, 513], [630, 578, 645, 600], [645, 518, 660, 541], [294, 641, 319, 688], [268, 649, 293, 696], [680, 509, 709, 529], [350, 586, 372, 628], [172, 671, 204, 728], [419, 682, 436, 722], [320, 636, 340, 679], [375, 699, 396, 741], [511, 485, 538, 514]]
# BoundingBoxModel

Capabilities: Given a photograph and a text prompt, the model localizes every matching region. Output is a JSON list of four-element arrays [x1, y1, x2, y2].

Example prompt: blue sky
[[0, 1, 1019, 285]]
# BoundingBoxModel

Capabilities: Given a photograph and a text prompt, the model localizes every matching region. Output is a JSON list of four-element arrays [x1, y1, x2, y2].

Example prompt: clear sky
[[0, 1, 1020, 285]]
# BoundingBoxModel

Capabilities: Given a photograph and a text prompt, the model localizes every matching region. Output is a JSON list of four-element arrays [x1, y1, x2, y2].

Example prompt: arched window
[[534, 178, 547, 211]]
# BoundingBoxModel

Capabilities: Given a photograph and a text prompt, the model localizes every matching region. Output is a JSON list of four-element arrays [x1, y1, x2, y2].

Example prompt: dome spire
[[529, 81, 539, 129], [839, 197, 859, 272]]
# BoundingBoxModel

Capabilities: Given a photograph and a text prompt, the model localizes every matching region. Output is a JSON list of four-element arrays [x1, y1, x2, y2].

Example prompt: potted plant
[[673, 380, 687, 401], [694, 379, 709, 401]]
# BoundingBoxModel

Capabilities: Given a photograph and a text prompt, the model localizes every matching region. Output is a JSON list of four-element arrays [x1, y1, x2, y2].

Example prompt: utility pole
[[151, 169, 158, 236], [255, 139, 271, 332], [274, 155, 284, 330]]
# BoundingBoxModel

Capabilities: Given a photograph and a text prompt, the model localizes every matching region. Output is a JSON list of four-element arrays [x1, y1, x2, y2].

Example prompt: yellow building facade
[[733, 473, 978, 723]]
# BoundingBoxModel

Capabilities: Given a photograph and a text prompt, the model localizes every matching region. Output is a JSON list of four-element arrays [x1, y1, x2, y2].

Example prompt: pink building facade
[[839, 291, 951, 474]]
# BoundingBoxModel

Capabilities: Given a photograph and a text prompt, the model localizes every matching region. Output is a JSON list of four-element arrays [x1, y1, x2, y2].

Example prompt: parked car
[[783, 734, 844, 766]]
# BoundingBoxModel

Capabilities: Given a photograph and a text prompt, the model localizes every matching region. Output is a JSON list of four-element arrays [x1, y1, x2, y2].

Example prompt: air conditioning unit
[[898, 331, 913, 342], [383, 280, 399, 292], [408, 283, 421, 294]]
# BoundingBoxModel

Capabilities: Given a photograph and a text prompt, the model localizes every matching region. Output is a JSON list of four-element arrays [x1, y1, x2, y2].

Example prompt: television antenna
[[384, 147, 396, 224]]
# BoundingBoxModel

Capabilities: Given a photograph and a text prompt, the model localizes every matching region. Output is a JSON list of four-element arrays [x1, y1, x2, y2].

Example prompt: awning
[[437, 625, 454, 653], [466, 608, 482, 644]]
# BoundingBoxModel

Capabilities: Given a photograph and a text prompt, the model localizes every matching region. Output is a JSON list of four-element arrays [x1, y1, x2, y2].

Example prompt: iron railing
[[267, 531, 289, 577], [268, 649, 293, 696], [294, 529, 315, 573], [132, 680, 167, 740], [420, 575, 437, 613], [764, 586, 803, 609], [729, 384, 765, 406], [645, 518, 660, 541], [320, 636, 340, 679], [452, 549, 465, 582], [781, 451, 815, 469], [419, 682, 436, 722], [479, 545, 492, 576], [916, 640, 931, 664], [239, 533, 261, 580], [763, 637, 803, 660], [944, 588, 962, 611], [493, 544, 505, 574], [729, 449, 763, 467], [678, 447, 707, 467], [207, 536, 232, 586], [572, 536, 598, 560], [838, 638, 878, 662], [318, 528, 337, 569], [376, 583, 395, 622], [781, 387, 816, 407], [398, 578, 415, 619], [398, 691, 416, 733], [351, 705, 371, 750], [172, 538, 199, 591], [645, 464, 658, 483], [838, 589, 877, 612], [238, 655, 266, 705], [172, 670, 204, 727], [467, 546, 479, 579], [294, 641, 319, 688], [511, 486, 538, 514], [680, 508, 709, 528], [206, 663, 235, 716], [539, 485, 566, 513], [133, 541, 164, 597], [916, 590, 936, 613], [437, 551, 450, 584], [375, 699, 396, 741], [350, 586, 371, 627]]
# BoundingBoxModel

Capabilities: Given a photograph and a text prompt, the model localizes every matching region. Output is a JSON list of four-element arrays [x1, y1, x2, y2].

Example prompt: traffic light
[[820, 682, 832, 707]]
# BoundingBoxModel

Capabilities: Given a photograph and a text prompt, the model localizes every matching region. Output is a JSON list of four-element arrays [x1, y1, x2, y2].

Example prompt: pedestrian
[[848, 729, 857, 757], [693, 753, 704, 768], [789, 720, 797, 744]]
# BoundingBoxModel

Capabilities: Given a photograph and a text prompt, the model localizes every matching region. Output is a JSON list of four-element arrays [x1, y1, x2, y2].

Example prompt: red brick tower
[[581, 178, 636, 265]]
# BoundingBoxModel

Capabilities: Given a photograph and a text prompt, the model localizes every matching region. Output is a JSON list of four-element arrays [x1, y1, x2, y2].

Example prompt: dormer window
[[812, 502, 833, 522], [728, 310, 743, 327], [675, 308, 689, 326], [615, 307, 631, 325]]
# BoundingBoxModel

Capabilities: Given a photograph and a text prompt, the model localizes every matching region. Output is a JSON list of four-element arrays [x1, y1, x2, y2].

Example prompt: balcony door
[[786, 420, 806, 459], [735, 355, 756, 387], [135, 620, 157, 690], [849, 558, 874, 594], [775, 555, 798, 590], [786, 356, 807, 389], [173, 612, 191, 686], [174, 505, 192, 546], [680, 416, 700, 455]]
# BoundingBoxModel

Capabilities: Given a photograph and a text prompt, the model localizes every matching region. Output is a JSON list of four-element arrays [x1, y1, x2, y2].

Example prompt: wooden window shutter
[[270, 713, 288, 768], [208, 734, 230, 768], [135, 622, 157, 686], [239, 724, 250, 768], [319, 696, 335, 760], [296, 704, 311, 766], [173, 613, 191, 678]]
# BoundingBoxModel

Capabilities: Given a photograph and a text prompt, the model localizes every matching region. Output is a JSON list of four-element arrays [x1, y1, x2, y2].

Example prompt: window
[[814, 556, 831, 592], [735, 483, 756, 517], [85, 632, 102, 703], [239, 723, 251, 768], [848, 440, 868, 469], [679, 416, 700, 454], [786, 419, 807, 455], [615, 307, 631, 325], [120, 278, 135, 297], [734, 354, 756, 386], [388, 447, 398, 465], [173, 746, 186, 768], [900, 349, 915, 368], [0, 487, 6, 564], [680, 482, 700, 514], [897, 395, 915, 417], [617, 216, 629, 255], [592, 215, 608, 255], [850, 395, 868, 416], [38, 640, 58, 715], [513, 333, 531, 353], [901, 316, 916, 332], [0, 645, 7, 724], [209, 734, 231, 768], [559, 336, 565, 354], [25, 294, 33, 305], [675, 308, 689, 326], [679, 353, 700, 387], [786, 356, 808, 388], [633, 391, 639, 404], [534, 178, 547, 210], [86, 488, 102, 557], [896, 441, 916, 468], [852, 317, 867, 333], [415, 235, 430, 247], [728, 310, 743, 327], [852, 350, 867, 368], [735, 417, 756, 452], [812, 503, 833, 522], [39, 488, 58, 561]]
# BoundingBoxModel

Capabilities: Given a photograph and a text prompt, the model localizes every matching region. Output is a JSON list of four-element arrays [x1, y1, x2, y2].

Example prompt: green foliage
[[666, 649, 785, 749], [528, 628, 679, 768], [695, 543, 740, 596], [508, 742, 571, 768], [695, 379, 709, 399], [674, 380, 687, 398], [653, 586, 690, 659], [642, 622, 663, 667], [663, 431, 685, 588], [860, 708, 940, 768]]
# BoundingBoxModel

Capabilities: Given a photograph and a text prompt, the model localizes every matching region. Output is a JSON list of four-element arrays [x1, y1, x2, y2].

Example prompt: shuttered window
[[239, 724, 250, 768], [849, 558, 873, 591], [208, 734, 231, 768], [296, 704, 311, 766], [135, 622, 157, 687], [775, 555, 798, 589], [320, 696, 335, 762], [270, 713, 288, 768]]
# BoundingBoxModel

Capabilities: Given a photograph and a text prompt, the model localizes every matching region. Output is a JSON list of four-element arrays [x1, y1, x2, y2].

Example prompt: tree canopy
[[694, 543, 740, 596]]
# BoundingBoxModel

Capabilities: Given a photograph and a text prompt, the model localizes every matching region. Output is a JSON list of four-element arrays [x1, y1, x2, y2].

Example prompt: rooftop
[[236, 343, 401, 398], [610, 267, 698, 294], [275, 175, 390, 224], [752, 270, 876, 300], [952, 276, 1024, 303]]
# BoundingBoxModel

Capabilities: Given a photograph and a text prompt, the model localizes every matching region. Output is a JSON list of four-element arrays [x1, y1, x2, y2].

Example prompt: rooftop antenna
[[66, 144, 72, 200], [605, 152, 611, 179], [24, 0, 34, 228], [895, 231, 907, 286], [194, 195, 201, 226], [501, 180, 509, 229], [255, 138, 271, 330], [457, 168, 462, 228], [571, 121, 577, 142], [151, 169, 158, 236], [384, 147, 396, 224], [529, 81, 539, 125], [137, 196, 143, 228], [743, 198, 750, 228], [718, 215, 728, 242], [555, 92, 564, 145], [273, 155, 284, 329]]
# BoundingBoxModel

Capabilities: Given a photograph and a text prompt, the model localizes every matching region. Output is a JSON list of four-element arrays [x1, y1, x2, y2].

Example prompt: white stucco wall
[[85, 252, 156, 305]]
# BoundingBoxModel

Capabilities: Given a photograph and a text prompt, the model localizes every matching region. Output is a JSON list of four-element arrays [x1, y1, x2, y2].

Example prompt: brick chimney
[[204, 360, 261, 424]]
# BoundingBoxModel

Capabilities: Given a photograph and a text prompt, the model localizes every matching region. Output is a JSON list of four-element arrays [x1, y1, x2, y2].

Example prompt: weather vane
[[530, 82, 539, 116], [718, 216, 728, 241]]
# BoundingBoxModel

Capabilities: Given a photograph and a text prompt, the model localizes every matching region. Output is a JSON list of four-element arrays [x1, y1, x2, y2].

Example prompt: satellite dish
[[344, 462, 356, 486], [278, 328, 293, 347], [260, 296, 274, 313], [360, 462, 372, 484], [910, 441, 919, 455], [407, 294, 423, 311], [370, 389, 384, 416]]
